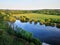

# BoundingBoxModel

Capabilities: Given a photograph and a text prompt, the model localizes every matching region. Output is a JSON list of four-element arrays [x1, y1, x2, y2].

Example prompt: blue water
[[13, 20, 60, 45]]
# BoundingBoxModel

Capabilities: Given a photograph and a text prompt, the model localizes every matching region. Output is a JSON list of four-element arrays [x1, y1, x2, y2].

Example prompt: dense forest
[[0, 9, 60, 15]]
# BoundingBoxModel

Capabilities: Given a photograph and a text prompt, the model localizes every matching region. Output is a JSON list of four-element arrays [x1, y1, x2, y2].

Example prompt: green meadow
[[13, 13, 60, 19], [13, 13, 60, 23]]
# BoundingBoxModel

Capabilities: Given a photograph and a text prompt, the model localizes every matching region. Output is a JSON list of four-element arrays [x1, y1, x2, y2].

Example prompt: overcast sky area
[[0, 0, 60, 10]]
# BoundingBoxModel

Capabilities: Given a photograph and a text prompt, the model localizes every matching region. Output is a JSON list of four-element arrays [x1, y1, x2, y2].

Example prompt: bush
[[32, 38, 41, 45], [45, 18, 51, 23], [40, 19, 45, 24], [34, 19, 38, 24], [0, 30, 13, 45], [7, 26, 16, 35], [0, 29, 3, 35], [56, 23, 60, 28], [14, 28, 42, 45], [29, 42, 35, 45], [15, 28, 33, 41], [9, 16, 16, 23], [20, 16, 29, 22], [51, 18, 60, 23]]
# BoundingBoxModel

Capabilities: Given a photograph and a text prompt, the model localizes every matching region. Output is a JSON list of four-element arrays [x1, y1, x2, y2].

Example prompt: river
[[11, 20, 60, 45]]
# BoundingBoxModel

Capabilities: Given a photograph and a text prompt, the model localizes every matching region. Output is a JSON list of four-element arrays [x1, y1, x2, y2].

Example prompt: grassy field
[[13, 13, 60, 20]]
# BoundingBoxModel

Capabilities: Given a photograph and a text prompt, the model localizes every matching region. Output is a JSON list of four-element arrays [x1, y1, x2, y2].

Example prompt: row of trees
[[0, 9, 60, 15], [34, 9, 60, 15]]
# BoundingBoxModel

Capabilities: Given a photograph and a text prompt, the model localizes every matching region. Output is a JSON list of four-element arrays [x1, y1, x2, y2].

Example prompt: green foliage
[[40, 19, 45, 24], [0, 30, 26, 45], [34, 19, 38, 24], [7, 26, 15, 35], [56, 24, 60, 28], [29, 19, 33, 23], [45, 18, 51, 23], [36, 9, 60, 15], [0, 9, 60, 15], [29, 42, 35, 45], [0, 13, 4, 21], [20, 16, 29, 22], [0, 11, 42, 45], [0, 30, 3, 35], [32, 38, 41, 45], [7, 27, 41, 45], [0, 9, 60, 23], [51, 18, 60, 23], [16, 28, 33, 41], [14, 13, 60, 24], [12, 38, 25, 45], [0, 30, 13, 45], [1, 9, 60, 45]]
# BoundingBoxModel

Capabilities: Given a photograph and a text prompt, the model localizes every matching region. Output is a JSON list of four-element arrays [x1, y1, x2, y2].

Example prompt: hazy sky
[[0, 0, 60, 10]]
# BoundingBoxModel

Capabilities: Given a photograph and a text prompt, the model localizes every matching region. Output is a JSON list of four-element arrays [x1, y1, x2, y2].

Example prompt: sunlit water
[[11, 20, 60, 45]]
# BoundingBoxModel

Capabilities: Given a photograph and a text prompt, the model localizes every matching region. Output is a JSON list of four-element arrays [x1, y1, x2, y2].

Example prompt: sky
[[0, 0, 60, 10]]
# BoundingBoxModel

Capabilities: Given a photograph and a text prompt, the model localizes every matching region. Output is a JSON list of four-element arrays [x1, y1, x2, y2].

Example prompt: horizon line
[[0, 8, 60, 10]]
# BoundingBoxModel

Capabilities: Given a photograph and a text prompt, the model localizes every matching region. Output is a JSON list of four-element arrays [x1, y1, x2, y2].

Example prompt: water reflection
[[13, 20, 60, 45], [45, 23, 56, 27], [18, 20, 60, 28], [56, 24, 60, 28]]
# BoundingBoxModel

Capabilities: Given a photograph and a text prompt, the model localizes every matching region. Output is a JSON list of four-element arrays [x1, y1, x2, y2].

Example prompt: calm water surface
[[13, 20, 60, 45]]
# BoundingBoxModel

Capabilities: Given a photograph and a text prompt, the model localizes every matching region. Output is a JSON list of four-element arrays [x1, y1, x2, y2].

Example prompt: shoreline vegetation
[[13, 13, 60, 23], [13, 13, 60, 28]]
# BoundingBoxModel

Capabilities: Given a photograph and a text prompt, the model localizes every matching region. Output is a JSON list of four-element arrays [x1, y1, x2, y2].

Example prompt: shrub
[[51, 18, 60, 23], [56, 23, 60, 28], [20, 17, 26, 22], [9, 16, 16, 23], [32, 38, 41, 45], [45, 18, 51, 23], [29, 19, 33, 23], [14, 28, 42, 45], [40, 19, 45, 24], [0, 29, 3, 35], [29, 42, 35, 45], [0, 30, 13, 45], [34, 19, 38, 24], [19, 16, 29, 22], [16, 28, 33, 41]]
